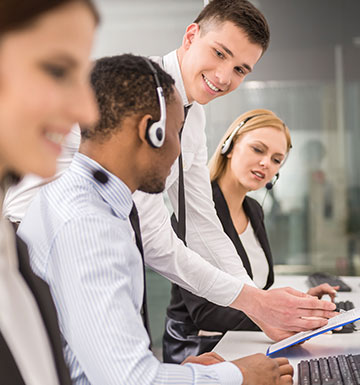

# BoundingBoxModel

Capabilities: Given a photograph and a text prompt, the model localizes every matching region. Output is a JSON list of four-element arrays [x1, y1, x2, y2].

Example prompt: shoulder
[[244, 195, 264, 219]]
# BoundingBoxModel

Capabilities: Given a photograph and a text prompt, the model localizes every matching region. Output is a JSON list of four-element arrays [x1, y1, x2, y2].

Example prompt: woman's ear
[[182, 23, 200, 50]]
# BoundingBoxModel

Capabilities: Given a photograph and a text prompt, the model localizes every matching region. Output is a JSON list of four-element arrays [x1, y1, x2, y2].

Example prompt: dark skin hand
[[182, 352, 294, 384]]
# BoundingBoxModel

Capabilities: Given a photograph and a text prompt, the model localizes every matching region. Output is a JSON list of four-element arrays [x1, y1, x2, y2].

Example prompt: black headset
[[143, 57, 167, 148], [265, 172, 280, 190], [221, 114, 264, 156]]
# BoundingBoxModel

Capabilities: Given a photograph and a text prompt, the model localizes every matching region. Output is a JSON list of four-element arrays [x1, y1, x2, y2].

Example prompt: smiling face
[[0, 1, 98, 179], [226, 127, 287, 192], [178, 21, 263, 105]]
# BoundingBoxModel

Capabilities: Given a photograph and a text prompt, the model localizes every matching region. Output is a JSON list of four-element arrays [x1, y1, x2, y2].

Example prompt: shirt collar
[[70, 152, 133, 220], [163, 50, 191, 107]]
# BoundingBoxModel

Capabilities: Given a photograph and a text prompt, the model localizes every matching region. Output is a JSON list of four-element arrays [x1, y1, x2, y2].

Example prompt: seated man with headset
[[18, 54, 293, 385]]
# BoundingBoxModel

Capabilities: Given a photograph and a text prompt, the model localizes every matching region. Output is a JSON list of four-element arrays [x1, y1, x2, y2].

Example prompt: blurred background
[[92, 0, 360, 358]]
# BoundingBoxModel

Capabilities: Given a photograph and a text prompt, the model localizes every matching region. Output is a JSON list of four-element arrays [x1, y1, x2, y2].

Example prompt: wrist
[[229, 284, 264, 318]]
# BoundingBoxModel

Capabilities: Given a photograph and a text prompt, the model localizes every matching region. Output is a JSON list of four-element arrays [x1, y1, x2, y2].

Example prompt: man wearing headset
[[7, 0, 335, 339], [19, 54, 293, 385]]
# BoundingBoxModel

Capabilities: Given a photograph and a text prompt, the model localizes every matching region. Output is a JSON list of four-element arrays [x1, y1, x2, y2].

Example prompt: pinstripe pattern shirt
[[18, 153, 243, 385]]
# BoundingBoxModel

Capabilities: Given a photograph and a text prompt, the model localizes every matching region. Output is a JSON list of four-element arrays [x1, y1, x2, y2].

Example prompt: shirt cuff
[[210, 361, 243, 385]]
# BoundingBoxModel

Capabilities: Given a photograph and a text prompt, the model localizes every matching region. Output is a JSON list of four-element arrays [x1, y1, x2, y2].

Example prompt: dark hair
[[194, 0, 270, 53], [82, 54, 176, 141], [0, 0, 99, 35]]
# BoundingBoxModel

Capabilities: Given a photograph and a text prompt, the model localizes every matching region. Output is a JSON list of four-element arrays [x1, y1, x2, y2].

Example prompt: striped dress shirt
[[18, 153, 243, 385]]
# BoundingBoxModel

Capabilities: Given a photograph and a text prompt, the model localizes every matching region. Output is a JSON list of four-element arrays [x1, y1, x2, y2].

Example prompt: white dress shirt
[[18, 153, 243, 385], [0, 189, 60, 385], [3, 127, 81, 223], [3, 50, 256, 307], [239, 221, 269, 289], [133, 51, 255, 306]]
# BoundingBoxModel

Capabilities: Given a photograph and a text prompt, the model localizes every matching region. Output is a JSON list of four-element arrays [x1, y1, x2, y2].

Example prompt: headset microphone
[[265, 173, 279, 190], [143, 57, 167, 148], [93, 170, 108, 184]]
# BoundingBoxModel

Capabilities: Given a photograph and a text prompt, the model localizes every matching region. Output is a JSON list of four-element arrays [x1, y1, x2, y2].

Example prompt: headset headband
[[221, 114, 264, 156]]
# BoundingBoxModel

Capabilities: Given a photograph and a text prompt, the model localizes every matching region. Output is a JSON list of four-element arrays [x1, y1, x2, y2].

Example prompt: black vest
[[166, 181, 274, 333]]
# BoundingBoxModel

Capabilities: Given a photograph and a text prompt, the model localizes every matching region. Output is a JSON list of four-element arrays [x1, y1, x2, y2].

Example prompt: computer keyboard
[[298, 354, 360, 385], [308, 272, 352, 292], [333, 301, 356, 334]]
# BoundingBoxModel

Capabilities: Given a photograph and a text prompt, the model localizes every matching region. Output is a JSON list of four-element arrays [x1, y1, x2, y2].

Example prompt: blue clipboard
[[266, 308, 360, 356]]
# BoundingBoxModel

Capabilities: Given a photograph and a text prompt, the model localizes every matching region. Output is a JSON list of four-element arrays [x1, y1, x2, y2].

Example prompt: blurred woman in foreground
[[0, 1, 99, 383]]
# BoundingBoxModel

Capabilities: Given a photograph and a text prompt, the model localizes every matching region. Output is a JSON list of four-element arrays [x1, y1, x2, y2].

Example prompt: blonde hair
[[209, 109, 292, 182]]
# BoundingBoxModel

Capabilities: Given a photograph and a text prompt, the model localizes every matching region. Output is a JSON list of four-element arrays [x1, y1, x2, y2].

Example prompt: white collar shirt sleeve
[[18, 153, 243, 385]]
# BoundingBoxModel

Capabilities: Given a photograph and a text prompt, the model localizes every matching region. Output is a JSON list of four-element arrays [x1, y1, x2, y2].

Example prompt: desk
[[213, 275, 360, 384]]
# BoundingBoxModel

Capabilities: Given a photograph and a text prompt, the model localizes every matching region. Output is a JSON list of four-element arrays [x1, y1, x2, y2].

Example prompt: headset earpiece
[[143, 58, 166, 148]]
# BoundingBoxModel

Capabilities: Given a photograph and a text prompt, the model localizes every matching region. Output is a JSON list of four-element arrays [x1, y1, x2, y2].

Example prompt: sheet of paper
[[267, 308, 360, 355]]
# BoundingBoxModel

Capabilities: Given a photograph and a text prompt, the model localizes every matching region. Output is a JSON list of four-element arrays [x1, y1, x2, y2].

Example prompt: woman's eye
[[273, 158, 282, 165], [42, 63, 68, 79], [252, 146, 262, 153]]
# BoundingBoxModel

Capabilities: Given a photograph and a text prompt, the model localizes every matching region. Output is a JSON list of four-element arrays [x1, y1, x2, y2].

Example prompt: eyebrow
[[215, 42, 253, 73], [253, 140, 285, 157], [45, 54, 79, 68]]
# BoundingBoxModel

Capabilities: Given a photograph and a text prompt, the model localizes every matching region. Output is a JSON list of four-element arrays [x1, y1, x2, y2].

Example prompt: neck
[[79, 139, 138, 193], [176, 48, 194, 104], [218, 172, 248, 215]]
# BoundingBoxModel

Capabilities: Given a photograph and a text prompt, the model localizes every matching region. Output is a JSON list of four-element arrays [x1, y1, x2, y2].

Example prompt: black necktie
[[176, 105, 192, 245], [129, 203, 152, 346]]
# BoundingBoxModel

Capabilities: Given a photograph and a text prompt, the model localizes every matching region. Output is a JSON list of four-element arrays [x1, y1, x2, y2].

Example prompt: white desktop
[[212, 275, 360, 384]]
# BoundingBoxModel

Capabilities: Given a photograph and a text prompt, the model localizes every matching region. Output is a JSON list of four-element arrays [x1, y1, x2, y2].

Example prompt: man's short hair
[[82, 54, 176, 141], [194, 0, 270, 53]]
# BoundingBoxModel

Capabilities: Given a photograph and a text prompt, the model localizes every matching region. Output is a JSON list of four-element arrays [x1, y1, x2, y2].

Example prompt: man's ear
[[182, 23, 200, 50], [137, 114, 153, 145]]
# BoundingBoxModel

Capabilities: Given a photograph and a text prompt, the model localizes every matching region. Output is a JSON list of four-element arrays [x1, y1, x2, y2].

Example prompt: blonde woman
[[164, 109, 338, 364]]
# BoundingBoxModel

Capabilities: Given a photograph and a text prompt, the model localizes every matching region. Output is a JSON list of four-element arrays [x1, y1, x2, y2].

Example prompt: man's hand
[[181, 352, 225, 366], [250, 315, 296, 342], [231, 285, 337, 332], [231, 353, 293, 385], [307, 283, 339, 302]]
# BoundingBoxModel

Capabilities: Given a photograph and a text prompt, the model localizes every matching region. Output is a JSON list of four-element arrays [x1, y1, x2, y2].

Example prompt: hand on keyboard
[[307, 283, 339, 302], [231, 353, 293, 385], [308, 272, 352, 292]]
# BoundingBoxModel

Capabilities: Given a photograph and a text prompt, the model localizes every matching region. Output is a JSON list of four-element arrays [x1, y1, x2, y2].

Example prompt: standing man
[[19, 54, 293, 385], [6, 0, 336, 336], [133, 0, 336, 337]]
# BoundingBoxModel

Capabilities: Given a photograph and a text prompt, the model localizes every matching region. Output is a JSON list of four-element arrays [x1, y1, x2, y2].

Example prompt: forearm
[[134, 189, 252, 306]]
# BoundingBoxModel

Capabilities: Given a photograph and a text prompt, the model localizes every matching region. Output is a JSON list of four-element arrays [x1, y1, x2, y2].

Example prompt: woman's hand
[[307, 284, 339, 302]]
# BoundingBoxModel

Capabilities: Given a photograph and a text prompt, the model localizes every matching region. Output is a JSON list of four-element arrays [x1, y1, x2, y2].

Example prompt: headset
[[265, 172, 280, 190], [143, 57, 167, 148], [221, 114, 264, 156]]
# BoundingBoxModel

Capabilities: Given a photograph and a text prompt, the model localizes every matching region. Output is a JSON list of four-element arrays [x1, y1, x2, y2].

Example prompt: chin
[[138, 181, 165, 194]]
